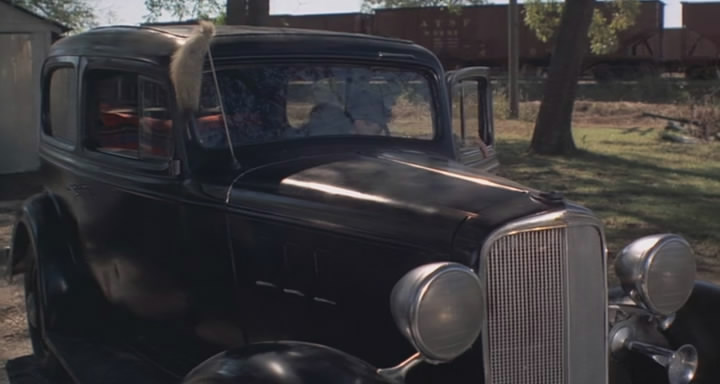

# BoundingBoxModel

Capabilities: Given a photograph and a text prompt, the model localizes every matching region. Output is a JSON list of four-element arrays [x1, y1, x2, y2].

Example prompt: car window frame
[[41, 56, 80, 152], [79, 57, 178, 175], [138, 75, 176, 160]]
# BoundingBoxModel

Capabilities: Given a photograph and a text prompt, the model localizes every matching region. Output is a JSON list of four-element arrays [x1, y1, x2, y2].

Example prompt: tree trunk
[[530, 0, 596, 155]]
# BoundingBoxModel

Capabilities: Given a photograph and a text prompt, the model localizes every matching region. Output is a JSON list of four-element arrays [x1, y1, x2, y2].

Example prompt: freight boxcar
[[371, 1, 664, 78], [372, 5, 551, 71], [679, 2, 720, 78], [233, 0, 717, 80], [588, 0, 665, 80], [661, 28, 719, 77], [266, 12, 372, 35]]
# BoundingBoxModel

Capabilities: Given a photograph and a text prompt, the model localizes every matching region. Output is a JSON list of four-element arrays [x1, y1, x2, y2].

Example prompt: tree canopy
[[144, 0, 224, 22], [12, 0, 96, 31], [524, 0, 640, 55]]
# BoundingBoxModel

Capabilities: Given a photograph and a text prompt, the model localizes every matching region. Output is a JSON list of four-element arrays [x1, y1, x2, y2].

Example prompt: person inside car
[[300, 102, 354, 137], [347, 90, 390, 136]]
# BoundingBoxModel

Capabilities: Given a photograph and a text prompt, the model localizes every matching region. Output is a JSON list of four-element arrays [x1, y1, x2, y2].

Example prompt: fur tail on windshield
[[171, 20, 216, 112]]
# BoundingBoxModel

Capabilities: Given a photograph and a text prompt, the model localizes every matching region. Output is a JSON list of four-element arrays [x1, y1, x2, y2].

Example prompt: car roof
[[152, 24, 408, 41], [48, 24, 438, 68]]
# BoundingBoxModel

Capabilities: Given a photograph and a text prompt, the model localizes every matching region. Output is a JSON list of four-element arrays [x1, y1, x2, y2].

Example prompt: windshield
[[193, 64, 435, 148]]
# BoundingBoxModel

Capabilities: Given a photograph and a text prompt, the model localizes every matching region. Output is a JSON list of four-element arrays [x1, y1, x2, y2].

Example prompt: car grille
[[486, 228, 567, 384], [481, 215, 607, 384]]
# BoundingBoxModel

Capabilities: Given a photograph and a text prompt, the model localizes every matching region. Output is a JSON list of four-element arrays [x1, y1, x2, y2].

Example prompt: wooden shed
[[0, 0, 68, 174]]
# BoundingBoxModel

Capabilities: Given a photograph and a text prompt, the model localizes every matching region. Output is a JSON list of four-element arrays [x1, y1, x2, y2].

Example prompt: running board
[[6, 356, 53, 384], [46, 333, 179, 384]]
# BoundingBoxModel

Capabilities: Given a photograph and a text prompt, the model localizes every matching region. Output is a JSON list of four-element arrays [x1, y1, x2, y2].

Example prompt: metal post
[[226, 0, 268, 26], [508, 0, 520, 119], [247, 0, 269, 26], [226, 0, 248, 25]]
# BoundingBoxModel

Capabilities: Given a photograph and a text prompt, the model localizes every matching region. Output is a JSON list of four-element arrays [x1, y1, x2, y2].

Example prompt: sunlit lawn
[[495, 120, 720, 283]]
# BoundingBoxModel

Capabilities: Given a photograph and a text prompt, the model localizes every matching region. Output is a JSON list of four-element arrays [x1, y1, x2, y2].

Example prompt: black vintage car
[[5, 22, 720, 384]]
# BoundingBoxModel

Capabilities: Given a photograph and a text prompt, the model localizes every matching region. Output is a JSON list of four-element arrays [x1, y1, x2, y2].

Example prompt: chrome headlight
[[390, 262, 484, 363], [615, 234, 696, 315]]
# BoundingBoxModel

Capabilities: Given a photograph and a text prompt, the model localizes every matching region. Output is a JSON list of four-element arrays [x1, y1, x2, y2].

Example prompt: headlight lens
[[390, 262, 484, 363], [615, 234, 696, 315]]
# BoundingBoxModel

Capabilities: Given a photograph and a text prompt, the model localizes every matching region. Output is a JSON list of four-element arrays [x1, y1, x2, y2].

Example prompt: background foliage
[[524, 0, 640, 54], [12, 0, 97, 30]]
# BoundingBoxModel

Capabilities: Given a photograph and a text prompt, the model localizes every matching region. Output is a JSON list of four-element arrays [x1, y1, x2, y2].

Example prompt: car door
[[447, 67, 499, 172], [74, 57, 189, 324]]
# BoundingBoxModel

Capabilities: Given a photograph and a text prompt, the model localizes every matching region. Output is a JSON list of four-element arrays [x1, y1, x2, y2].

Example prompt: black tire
[[23, 247, 68, 381]]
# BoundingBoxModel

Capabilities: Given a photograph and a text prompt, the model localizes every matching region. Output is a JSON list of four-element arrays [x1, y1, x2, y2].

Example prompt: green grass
[[495, 122, 720, 282]]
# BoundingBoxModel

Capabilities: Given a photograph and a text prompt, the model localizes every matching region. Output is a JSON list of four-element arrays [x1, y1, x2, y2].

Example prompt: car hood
[[227, 151, 554, 252]]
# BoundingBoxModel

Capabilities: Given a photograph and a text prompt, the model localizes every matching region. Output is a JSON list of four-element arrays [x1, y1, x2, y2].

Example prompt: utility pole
[[248, 0, 270, 26], [226, 0, 247, 24], [226, 0, 269, 26], [508, 0, 520, 119]]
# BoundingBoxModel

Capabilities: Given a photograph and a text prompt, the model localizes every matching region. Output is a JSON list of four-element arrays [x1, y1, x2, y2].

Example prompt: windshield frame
[[187, 58, 444, 152]]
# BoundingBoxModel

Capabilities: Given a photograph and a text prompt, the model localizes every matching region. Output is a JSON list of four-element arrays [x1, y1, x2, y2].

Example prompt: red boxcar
[[662, 29, 717, 63], [265, 13, 372, 35], [371, 1, 663, 75], [679, 2, 720, 77], [602, 0, 664, 60], [372, 5, 550, 70], [587, 0, 664, 79], [651, 3, 720, 78], [255, 0, 720, 79], [683, 2, 720, 50]]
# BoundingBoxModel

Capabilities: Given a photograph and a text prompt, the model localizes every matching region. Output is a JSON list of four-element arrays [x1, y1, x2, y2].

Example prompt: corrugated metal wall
[[0, 2, 63, 174], [0, 33, 36, 174]]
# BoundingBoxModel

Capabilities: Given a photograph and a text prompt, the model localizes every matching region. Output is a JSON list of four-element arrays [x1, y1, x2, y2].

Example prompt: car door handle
[[67, 183, 90, 196]]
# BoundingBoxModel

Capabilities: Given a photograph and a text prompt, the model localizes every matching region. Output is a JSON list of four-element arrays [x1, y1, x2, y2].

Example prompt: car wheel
[[24, 247, 67, 380]]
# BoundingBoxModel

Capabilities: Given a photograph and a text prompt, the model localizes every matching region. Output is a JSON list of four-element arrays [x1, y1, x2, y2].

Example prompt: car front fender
[[609, 281, 720, 384], [8, 192, 102, 334], [665, 281, 720, 383], [183, 341, 396, 384], [8, 192, 71, 281]]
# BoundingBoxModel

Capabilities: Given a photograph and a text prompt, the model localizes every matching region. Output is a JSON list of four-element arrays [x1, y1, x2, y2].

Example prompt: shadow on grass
[[501, 140, 719, 181], [496, 138, 720, 277]]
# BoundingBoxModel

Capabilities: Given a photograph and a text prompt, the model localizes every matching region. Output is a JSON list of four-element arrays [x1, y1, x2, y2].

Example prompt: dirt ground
[[0, 172, 42, 384], [0, 202, 31, 384]]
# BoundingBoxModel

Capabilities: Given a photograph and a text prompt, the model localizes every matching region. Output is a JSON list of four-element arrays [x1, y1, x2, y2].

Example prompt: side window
[[452, 79, 485, 149], [45, 67, 77, 144], [140, 80, 173, 159], [85, 70, 173, 159]]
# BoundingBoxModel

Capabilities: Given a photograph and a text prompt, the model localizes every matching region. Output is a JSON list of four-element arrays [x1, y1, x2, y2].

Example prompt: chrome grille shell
[[479, 207, 608, 384]]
